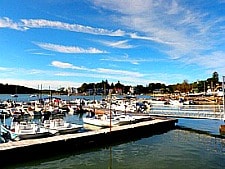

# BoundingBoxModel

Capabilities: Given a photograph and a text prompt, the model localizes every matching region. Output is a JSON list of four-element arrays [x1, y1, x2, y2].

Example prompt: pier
[[0, 117, 177, 166], [149, 104, 225, 120]]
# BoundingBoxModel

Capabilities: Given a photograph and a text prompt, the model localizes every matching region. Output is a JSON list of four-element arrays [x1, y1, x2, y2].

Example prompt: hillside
[[0, 83, 38, 94]]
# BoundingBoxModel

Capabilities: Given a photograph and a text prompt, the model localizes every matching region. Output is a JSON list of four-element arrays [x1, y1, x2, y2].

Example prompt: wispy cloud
[[0, 66, 11, 71], [99, 39, 134, 49], [96, 67, 143, 77], [93, 0, 225, 60], [0, 64, 190, 89], [31, 52, 54, 56], [0, 17, 125, 36], [100, 54, 160, 65], [0, 17, 28, 31], [183, 51, 225, 69], [51, 61, 87, 70], [50, 60, 143, 78], [34, 42, 107, 54]]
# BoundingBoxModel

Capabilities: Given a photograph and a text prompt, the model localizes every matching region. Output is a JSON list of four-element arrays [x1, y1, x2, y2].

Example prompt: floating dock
[[0, 117, 177, 166]]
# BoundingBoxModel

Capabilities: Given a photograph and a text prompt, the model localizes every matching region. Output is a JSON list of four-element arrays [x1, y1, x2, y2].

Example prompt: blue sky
[[1, 0, 225, 90]]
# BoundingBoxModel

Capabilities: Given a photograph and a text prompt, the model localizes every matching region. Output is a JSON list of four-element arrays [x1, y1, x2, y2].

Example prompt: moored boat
[[11, 121, 52, 140], [43, 118, 82, 135], [83, 113, 135, 128]]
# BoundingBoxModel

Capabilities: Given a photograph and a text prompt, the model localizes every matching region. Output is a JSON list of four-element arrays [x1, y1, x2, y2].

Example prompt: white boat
[[83, 113, 135, 128], [30, 94, 37, 98], [0, 125, 19, 141], [43, 118, 82, 135], [11, 94, 18, 98], [11, 121, 52, 140], [0, 109, 11, 118]]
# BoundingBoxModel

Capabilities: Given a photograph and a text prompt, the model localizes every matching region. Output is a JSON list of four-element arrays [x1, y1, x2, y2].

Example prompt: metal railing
[[149, 104, 225, 120]]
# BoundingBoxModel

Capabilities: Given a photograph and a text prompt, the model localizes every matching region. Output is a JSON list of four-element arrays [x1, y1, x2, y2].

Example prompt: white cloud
[[0, 79, 82, 90], [0, 17, 126, 36], [0, 17, 27, 31], [183, 51, 225, 69], [50, 60, 143, 77], [30, 52, 54, 56], [0, 64, 198, 89], [34, 42, 107, 54], [99, 40, 134, 49], [21, 18, 126, 36], [166, 0, 181, 15], [96, 68, 143, 77], [0, 67, 11, 71], [93, 0, 225, 61], [93, 0, 155, 15], [51, 61, 87, 70], [100, 54, 160, 65]]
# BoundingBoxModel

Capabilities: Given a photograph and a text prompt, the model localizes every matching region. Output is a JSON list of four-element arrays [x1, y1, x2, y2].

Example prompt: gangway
[[148, 104, 225, 120]]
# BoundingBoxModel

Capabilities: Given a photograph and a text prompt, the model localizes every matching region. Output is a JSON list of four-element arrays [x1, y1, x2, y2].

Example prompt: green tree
[[176, 80, 192, 93]]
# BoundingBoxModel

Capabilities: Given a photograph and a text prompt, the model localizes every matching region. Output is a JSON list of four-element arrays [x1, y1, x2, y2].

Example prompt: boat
[[0, 125, 18, 142], [7, 107, 30, 117], [0, 109, 11, 118], [11, 94, 18, 98], [11, 121, 52, 140], [43, 118, 82, 135], [83, 113, 135, 128], [29, 94, 37, 98]]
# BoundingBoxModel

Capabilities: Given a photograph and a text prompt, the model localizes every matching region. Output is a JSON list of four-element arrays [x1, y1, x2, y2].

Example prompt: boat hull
[[18, 131, 51, 140]]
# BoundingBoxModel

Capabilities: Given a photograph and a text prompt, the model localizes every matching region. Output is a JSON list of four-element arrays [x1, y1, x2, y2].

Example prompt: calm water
[[1, 94, 225, 169]]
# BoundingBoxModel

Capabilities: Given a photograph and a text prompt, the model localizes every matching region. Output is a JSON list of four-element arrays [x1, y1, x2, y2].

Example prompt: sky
[[1, 0, 225, 90]]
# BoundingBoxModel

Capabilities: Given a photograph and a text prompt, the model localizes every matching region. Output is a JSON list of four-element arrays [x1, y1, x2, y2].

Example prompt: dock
[[0, 117, 177, 166]]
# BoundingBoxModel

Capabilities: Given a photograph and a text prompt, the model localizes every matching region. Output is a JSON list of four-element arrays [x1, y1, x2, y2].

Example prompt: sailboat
[[11, 85, 18, 98]]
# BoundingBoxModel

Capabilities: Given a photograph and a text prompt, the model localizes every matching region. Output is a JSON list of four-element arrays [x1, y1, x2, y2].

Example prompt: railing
[[149, 104, 225, 120]]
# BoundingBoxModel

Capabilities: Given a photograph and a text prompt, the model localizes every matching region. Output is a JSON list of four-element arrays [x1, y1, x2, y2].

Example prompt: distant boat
[[30, 94, 37, 98], [11, 94, 18, 98]]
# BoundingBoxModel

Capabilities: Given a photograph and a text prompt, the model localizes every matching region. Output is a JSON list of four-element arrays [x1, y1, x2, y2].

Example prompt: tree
[[176, 80, 192, 93], [206, 72, 219, 90], [212, 71, 219, 83]]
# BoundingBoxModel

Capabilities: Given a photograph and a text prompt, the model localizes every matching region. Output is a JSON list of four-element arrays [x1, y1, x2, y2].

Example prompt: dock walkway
[[0, 117, 177, 166], [150, 105, 225, 120]]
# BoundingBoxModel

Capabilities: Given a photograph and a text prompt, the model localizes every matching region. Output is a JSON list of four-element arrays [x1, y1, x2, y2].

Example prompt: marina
[[0, 94, 225, 168], [2, 1, 225, 168]]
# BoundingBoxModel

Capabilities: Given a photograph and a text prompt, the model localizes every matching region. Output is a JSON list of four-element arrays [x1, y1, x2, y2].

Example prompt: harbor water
[[1, 94, 225, 169]]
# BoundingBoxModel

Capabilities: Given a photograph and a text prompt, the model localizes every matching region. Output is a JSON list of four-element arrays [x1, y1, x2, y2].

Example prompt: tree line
[[0, 72, 221, 95], [0, 83, 38, 94], [77, 72, 221, 95]]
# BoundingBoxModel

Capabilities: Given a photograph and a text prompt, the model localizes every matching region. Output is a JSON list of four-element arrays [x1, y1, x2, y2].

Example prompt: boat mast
[[109, 93, 112, 132]]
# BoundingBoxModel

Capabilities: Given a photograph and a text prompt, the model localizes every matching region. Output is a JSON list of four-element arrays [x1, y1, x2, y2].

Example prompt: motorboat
[[43, 118, 82, 135], [83, 113, 135, 128], [0, 125, 18, 142], [11, 121, 52, 140]]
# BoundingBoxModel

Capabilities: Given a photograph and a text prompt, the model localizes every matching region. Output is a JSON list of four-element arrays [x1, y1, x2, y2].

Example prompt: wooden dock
[[0, 117, 177, 166]]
